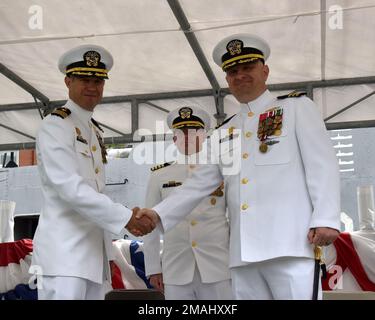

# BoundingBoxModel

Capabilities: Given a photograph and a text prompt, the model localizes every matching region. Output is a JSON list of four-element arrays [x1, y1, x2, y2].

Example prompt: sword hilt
[[314, 245, 322, 260], [314, 245, 327, 279]]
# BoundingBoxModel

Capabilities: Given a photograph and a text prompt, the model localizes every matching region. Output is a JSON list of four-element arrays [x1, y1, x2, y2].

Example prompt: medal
[[94, 130, 107, 164], [259, 143, 268, 153]]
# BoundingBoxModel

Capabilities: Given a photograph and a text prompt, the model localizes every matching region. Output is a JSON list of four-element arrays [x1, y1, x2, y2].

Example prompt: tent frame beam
[[167, 0, 225, 119], [326, 120, 375, 130], [320, 0, 327, 81], [1, 75, 374, 112], [96, 121, 127, 137], [131, 99, 139, 134], [0, 122, 35, 140], [2, 120, 375, 152], [0, 63, 50, 107], [324, 90, 375, 122], [0, 133, 174, 151], [142, 101, 170, 113], [1, 74, 375, 149]]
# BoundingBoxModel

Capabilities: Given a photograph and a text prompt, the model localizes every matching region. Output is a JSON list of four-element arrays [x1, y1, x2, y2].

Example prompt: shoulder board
[[91, 118, 104, 132], [277, 91, 307, 100], [215, 114, 236, 129], [51, 107, 71, 119], [150, 161, 175, 172]]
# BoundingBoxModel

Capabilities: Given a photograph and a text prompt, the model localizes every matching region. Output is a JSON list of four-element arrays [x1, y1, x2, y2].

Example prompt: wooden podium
[[105, 289, 165, 300]]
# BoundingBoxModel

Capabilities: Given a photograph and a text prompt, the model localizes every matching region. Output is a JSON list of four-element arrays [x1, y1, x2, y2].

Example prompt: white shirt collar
[[65, 99, 93, 125], [239, 89, 275, 115], [174, 142, 209, 165]]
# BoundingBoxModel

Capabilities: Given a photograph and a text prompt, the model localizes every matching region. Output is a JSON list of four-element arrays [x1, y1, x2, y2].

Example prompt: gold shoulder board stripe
[[51, 107, 71, 119], [277, 91, 307, 100], [151, 161, 175, 172]]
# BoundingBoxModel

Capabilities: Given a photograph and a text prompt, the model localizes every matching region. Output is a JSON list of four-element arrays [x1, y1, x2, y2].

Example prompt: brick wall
[[19, 149, 37, 166]]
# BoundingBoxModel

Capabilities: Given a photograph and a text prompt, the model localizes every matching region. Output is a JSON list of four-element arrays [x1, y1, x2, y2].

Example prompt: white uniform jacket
[[31, 100, 132, 284], [154, 90, 341, 268], [143, 162, 231, 285]]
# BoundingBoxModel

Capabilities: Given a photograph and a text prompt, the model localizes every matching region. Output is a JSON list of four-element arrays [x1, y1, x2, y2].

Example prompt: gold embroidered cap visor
[[58, 44, 114, 79], [172, 121, 205, 130], [65, 65, 109, 79], [212, 33, 270, 71]]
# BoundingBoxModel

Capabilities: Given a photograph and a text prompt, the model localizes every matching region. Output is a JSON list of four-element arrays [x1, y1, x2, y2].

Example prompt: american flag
[[0, 239, 151, 300]]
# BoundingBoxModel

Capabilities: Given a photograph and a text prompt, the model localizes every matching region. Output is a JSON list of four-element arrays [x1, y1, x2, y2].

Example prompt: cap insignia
[[179, 107, 192, 119], [226, 39, 243, 56], [84, 51, 101, 67]]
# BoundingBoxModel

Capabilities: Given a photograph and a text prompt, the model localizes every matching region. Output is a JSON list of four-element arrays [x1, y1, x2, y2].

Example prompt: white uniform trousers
[[164, 265, 232, 300], [231, 257, 322, 300], [37, 276, 112, 300]]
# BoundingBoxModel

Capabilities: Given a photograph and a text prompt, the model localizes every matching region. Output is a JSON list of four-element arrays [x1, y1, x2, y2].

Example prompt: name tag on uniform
[[162, 181, 182, 188]]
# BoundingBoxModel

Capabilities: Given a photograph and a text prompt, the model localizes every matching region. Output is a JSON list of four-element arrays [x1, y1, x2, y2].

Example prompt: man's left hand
[[308, 227, 340, 246], [126, 207, 156, 236]]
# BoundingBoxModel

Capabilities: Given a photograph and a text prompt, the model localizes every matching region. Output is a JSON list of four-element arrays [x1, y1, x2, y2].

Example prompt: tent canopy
[[1, 0, 375, 149]]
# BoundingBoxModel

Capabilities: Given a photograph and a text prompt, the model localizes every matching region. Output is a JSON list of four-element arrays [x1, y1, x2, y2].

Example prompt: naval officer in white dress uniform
[[143, 106, 232, 300], [138, 34, 341, 300], [30, 44, 154, 300]]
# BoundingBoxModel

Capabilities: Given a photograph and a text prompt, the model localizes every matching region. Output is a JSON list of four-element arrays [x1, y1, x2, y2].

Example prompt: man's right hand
[[149, 273, 164, 293], [125, 207, 156, 236], [136, 208, 160, 225]]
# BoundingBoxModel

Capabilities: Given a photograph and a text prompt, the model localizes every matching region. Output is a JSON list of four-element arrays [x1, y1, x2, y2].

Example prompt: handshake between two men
[[125, 207, 160, 237]]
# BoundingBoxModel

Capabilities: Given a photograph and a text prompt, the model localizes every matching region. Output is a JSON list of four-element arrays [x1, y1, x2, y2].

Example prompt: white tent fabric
[[1, 0, 375, 145]]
